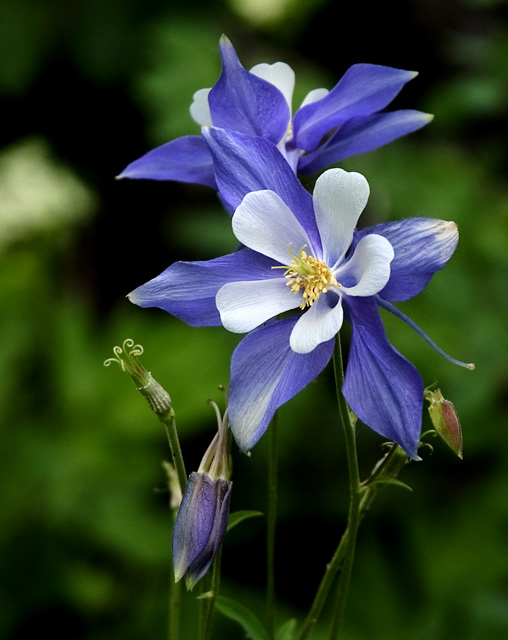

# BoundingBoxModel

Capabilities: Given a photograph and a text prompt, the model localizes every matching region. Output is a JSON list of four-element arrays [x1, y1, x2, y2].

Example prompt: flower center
[[286, 120, 293, 141], [275, 246, 338, 309]]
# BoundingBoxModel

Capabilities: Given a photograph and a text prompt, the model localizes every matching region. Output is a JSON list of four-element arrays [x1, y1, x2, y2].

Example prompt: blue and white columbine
[[215, 169, 394, 353], [119, 35, 432, 188], [129, 128, 461, 460]]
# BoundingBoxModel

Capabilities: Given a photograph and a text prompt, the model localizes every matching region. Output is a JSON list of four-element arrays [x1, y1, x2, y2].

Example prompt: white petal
[[299, 87, 329, 109], [313, 168, 370, 266], [217, 278, 300, 333], [338, 234, 394, 296], [250, 62, 295, 112], [190, 88, 213, 126], [233, 190, 311, 264], [290, 294, 343, 354]]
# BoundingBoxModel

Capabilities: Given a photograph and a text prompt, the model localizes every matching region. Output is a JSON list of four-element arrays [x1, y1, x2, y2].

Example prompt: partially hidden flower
[[172, 402, 232, 590], [129, 128, 466, 460], [118, 35, 431, 189]]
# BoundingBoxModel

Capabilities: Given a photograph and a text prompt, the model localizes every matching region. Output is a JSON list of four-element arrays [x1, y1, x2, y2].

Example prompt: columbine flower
[[172, 401, 232, 590], [128, 128, 467, 460], [215, 169, 394, 353], [118, 35, 431, 187]]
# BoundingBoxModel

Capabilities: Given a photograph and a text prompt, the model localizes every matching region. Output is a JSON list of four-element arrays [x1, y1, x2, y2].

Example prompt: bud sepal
[[425, 387, 463, 458]]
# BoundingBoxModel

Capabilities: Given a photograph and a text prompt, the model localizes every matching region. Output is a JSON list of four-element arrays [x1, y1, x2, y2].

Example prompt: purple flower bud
[[172, 471, 232, 590], [425, 388, 463, 458]]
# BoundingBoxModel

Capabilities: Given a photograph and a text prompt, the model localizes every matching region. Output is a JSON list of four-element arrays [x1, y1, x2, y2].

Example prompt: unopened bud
[[425, 388, 463, 458], [172, 472, 232, 590], [172, 398, 232, 589]]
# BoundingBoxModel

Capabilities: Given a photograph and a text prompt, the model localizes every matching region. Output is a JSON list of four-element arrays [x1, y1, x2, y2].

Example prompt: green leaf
[[227, 510, 264, 532], [276, 618, 298, 640], [368, 477, 413, 492], [215, 596, 270, 640]]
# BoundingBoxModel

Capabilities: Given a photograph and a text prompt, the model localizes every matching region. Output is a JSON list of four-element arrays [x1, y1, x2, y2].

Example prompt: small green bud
[[425, 388, 463, 459], [104, 339, 173, 421]]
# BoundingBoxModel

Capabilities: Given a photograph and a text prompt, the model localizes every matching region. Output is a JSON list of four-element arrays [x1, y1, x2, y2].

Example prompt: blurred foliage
[[1, 0, 508, 638]]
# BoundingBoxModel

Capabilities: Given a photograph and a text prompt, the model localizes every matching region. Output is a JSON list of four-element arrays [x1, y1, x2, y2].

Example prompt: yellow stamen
[[274, 245, 339, 309]]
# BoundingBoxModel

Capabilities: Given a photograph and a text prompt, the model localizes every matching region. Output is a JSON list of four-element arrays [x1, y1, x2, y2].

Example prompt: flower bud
[[425, 388, 463, 458], [172, 399, 232, 589], [172, 471, 232, 590]]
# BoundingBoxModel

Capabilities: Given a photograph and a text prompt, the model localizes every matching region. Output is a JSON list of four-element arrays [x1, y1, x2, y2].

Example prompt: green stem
[[267, 414, 278, 639], [296, 336, 361, 640], [163, 416, 186, 640], [163, 413, 188, 492], [199, 576, 211, 640], [296, 531, 349, 640], [168, 513, 182, 640], [297, 340, 411, 639], [296, 443, 405, 640], [328, 336, 362, 639], [358, 444, 399, 520], [202, 545, 223, 640]]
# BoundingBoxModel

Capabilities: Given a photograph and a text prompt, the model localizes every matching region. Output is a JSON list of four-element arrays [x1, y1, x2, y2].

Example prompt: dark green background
[[1, 0, 508, 638]]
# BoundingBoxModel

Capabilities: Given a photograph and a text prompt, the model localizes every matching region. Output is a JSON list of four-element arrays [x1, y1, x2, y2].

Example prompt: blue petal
[[128, 250, 278, 327], [185, 477, 232, 589], [354, 218, 459, 301], [202, 127, 321, 252], [172, 472, 232, 588], [298, 110, 432, 174], [172, 472, 218, 581], [342, 297, 423, 459], [208, 36, 290, 145], [293, 64, 419, 152], [228, 316, 335, 452], [118, 136, 216, 188]]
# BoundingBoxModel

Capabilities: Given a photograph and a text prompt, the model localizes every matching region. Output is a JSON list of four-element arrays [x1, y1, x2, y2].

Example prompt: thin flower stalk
[[104, 340, 187, 640], [328, 337, 362, 639], [267, 414, 278, 639]]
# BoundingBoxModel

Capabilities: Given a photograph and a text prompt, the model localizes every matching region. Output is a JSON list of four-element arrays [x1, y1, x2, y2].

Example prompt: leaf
[[368, 477, 413, 492], [227, 510, 264, 532], [215, 596, 270, 640], [276, 618, 298, 640]]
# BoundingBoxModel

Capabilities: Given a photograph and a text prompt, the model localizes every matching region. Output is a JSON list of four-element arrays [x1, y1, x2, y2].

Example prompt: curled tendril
[[418, 441, 434, 455], [104, 338, 144, 369]]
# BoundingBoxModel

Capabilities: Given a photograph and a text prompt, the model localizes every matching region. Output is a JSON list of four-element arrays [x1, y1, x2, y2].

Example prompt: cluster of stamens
[[286, 120, 294, 141], [274, 246, 338, 309]]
